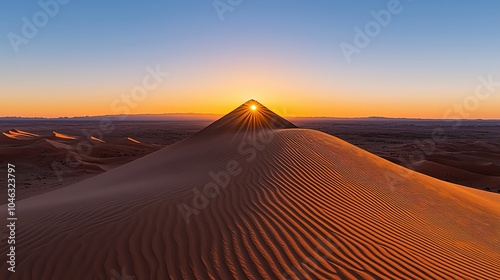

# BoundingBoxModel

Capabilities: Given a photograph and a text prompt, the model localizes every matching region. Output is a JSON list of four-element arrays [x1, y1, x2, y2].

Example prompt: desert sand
[[2, 114, 499, 199], [0, 128, 162, 199], [1, 100, 499, 279], [296, 118, 500, 192]]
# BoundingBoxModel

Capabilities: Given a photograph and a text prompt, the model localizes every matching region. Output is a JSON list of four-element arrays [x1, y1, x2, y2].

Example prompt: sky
[[1, 0, 499, 118]]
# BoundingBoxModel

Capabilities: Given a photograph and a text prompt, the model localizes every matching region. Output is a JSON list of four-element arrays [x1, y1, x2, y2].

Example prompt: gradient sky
[[1, 0, 499, 118]]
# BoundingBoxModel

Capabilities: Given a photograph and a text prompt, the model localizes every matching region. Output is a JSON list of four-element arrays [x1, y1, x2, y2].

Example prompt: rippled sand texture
[[1, 101, 499, 279]]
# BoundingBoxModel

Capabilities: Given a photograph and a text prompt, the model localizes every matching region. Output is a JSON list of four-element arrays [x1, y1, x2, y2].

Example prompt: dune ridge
[[127, 137, 141, 144], [0, 101, 498, 279], [0, 130, 161, 198], [53, 131, 77, 140], [2, 129, 40, 140], [1, 133, 498, 279], [90, 136, 106, 143], [196, 99, 296, 135]]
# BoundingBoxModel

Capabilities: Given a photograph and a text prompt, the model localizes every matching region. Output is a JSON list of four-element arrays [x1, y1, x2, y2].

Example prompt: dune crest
[[90, 136, 106, 143], [127, 137, 141, 144], [2, 129, 40, 140], [197, 99, 296, 135], [1, 100, 498, 279], [53, 131, 77, 140]]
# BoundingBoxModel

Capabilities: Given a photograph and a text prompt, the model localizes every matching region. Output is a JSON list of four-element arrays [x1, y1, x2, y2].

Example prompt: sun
[[250, 105, 257, 111]]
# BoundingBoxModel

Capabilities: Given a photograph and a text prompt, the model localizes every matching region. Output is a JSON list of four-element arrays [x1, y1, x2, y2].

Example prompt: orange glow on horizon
[[2, 89, 500, 119], [3, 52, 499, 119]]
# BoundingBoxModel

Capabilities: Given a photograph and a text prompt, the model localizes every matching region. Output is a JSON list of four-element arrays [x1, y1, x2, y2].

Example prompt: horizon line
[[1, 113, 500, 121]]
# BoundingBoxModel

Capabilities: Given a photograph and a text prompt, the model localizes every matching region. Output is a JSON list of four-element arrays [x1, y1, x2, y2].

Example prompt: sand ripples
[[1, 129, 499, 279]]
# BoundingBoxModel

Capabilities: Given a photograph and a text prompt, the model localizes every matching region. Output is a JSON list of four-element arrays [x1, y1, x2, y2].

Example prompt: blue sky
[[1, 0, 499, 117]]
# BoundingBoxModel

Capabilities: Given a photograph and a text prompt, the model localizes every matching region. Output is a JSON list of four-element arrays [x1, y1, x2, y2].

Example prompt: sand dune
[[90, 136, 106, 143], [197, 99, 296, 135], [1, 101, 498, 279], [127, 137, 142, 144], [296, 119, 500, 192], [11, 129, 39, 137], [408, 142, 500, 191], [53, 131, 77, 140], [413, 160, 500, 192], [0, 131, 161, 198], [2, 129, 40, 140]]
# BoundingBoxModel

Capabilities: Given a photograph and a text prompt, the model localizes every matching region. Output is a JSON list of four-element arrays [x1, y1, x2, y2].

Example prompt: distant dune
[[127, 137, 141, 144], [1, 100, 498, 279], [53, 131, 77, 140], [0, 129, 161, 198], [2, 129, 39, 140], [90, 136, 106, 143], [385, 140, 500, 191]]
